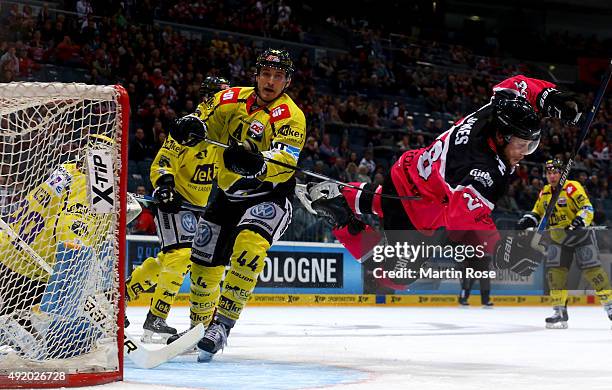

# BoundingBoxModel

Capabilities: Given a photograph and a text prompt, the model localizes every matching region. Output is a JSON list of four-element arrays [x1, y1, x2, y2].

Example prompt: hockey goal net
[[0, 83, 128, 388]]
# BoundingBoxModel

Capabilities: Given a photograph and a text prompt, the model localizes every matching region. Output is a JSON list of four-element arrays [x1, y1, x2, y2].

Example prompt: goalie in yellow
[[124, 76, 229, 342], [0, 134, 140, 358], [168, 48, 306, 362], [517, 158, 612, 328]]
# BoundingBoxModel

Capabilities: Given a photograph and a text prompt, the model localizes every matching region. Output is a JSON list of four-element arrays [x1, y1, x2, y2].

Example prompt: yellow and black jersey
[[0, 164, 109, 280], [195, 86, 306, 199], [532, 180, 594, 244], [150, 134, 217, 207]]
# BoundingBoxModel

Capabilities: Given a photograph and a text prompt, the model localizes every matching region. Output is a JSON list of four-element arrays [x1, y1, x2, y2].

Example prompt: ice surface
[[92, 305, 611, 390]]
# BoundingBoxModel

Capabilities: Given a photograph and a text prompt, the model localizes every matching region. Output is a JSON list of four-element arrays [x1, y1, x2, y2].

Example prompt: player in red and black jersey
[[299, 75, 582, 289]]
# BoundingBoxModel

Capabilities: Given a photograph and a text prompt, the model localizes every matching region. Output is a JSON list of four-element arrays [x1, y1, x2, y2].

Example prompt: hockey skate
[[141, 311, 177, 343], [545, 305, 568, 329], [481, 290, 494, 309], [197, 321, 230, 363]]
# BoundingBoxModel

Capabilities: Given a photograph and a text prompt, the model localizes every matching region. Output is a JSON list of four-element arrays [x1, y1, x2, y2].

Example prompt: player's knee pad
[[582, 266, 612, 304], [217, 230, 270, 321], [189, 263, 225, 327], [150, 248, 192, 319], [125, 256, 162, 301]]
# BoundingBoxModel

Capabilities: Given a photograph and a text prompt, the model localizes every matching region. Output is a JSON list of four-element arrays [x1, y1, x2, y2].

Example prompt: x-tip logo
[[86, 149, 114, 213]]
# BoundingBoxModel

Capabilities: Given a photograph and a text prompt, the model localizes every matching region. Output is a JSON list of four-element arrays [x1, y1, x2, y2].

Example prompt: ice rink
[[99, 305, 611, 390]]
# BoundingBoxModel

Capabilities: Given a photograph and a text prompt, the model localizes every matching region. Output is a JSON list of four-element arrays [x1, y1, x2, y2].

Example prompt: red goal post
[[0, 83, 129, 387]]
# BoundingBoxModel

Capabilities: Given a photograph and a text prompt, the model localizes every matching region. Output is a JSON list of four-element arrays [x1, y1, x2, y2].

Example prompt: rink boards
[[126, 235, 610, 307]]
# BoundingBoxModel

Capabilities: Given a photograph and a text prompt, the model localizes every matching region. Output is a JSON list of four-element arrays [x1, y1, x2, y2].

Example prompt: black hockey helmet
[[545, 158, 563, 173], [255, 48, 294, 79], [493, 95, 541, 154], [199, 76, 230, 100]]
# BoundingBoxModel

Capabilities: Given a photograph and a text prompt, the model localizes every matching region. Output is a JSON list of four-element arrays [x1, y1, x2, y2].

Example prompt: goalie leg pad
[[217, 230, 269, 322], [40, 243, 96, 317], [150, 247, 191, 319], [189, 264, 225, 328], [546, 267, 569, 307]]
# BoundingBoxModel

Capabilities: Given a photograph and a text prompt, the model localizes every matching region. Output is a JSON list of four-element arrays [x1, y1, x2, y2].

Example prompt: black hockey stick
[[537, 59, 612, 234], [200, 136, 421, 201], [130, 193, 208, 213]]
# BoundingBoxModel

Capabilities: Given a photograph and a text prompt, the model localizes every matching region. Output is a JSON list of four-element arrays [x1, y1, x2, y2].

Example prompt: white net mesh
[[0, 83, 124, 379]]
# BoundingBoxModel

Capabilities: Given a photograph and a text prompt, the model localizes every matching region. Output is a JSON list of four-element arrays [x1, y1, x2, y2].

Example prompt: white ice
[[91, 305, 611, 390]]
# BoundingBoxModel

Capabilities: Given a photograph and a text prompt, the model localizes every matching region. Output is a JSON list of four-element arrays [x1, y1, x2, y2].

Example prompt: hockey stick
[[200, 136, 421, 201], [0, 218, 53, 274], [537, 59, 612, 238], [129, 193, 208, 213], [83, 295, 205, 369]]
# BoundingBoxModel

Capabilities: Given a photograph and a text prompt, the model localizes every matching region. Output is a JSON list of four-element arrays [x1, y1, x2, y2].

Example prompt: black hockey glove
[[223, 139, 267, 178], [153, 175, 182, 213], [493, 232, 544, 277], [311, 193, 365, 234], [171, 114, 207, 147], [562, 216, 590, 246], [567, 215, 586, 230], [516, 212, 539, 230], [541, 89, 582, 125]]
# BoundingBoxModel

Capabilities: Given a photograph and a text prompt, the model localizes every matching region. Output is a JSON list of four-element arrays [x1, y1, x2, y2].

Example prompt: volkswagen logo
[[194, 221, 212, 246], [250, 203, 276, 219], [180, 213, 197, 233]]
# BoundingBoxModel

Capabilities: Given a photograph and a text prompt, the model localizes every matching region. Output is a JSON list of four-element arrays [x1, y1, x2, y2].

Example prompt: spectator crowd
[[0, 1, 609, 239]]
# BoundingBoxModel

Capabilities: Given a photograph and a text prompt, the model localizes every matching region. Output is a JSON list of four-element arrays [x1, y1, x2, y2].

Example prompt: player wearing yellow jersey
[[0, 134, 137, 357], [517, 159, 612, 328], [168, 49, 306, 362], [125, 76, 228, 342]]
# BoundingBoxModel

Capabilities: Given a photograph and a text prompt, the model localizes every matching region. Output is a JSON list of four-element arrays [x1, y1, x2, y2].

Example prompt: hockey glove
[[153, 175, 182, 213], [541, 89, 582, 125], [223, 139, 267, 178], [171, 114, 207, 147], [567, 215, 586, 230], [562, 216, 590, 246], [516, 212, 539, 230], [493, 232, 544, 277]]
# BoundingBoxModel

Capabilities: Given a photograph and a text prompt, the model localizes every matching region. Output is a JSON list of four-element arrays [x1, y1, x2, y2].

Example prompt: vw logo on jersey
[[546, 245, 558, 261], [250, 203, 276, 219], [180, 213, 197, 233], [194, 221, 212, 246]]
